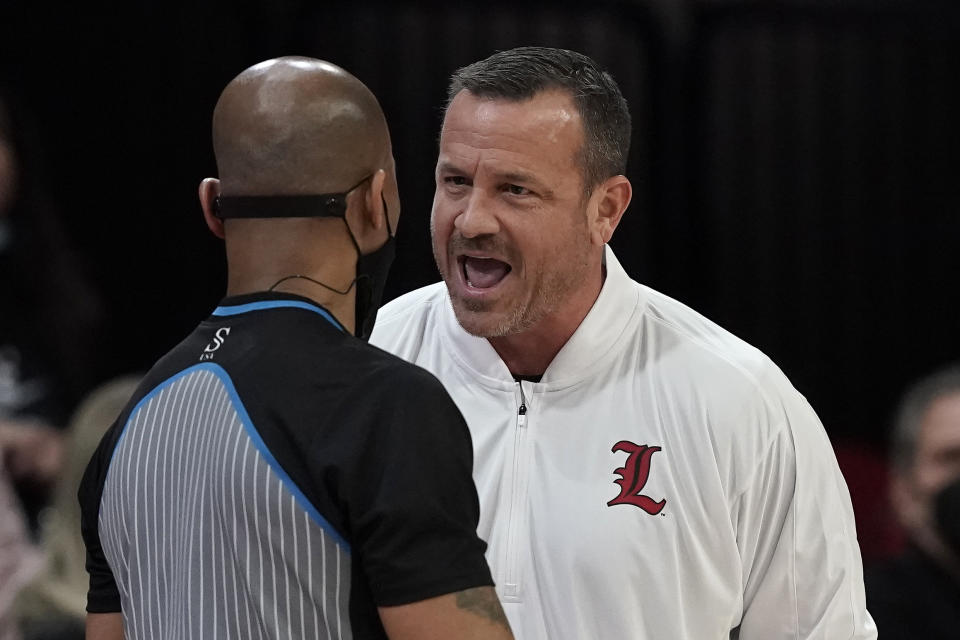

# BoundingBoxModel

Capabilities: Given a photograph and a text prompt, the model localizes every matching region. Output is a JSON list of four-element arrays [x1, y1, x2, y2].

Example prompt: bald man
[[78, 57, 512, 640]]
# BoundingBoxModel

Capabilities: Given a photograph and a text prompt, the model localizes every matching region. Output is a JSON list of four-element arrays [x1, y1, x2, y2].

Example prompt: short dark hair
[[447, 46, 631, 190], [891, 364, 960, 472]]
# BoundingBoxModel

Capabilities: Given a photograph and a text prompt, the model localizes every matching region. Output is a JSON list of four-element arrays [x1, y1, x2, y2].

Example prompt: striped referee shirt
[[80, 292, 493, 639]]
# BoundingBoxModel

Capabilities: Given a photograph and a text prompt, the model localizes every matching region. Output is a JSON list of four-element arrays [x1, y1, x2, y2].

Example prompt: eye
[[505, 184, 530, 196], [445, 176, 469, 186]]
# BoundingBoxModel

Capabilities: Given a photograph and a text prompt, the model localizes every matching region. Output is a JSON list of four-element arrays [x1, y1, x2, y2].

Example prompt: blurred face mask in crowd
[[893, 390, 960, 558], [935, 475, 960, 558]]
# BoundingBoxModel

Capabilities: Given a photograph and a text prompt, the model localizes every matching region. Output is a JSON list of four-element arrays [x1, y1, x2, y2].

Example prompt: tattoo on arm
[[455, 587, 510, 630]]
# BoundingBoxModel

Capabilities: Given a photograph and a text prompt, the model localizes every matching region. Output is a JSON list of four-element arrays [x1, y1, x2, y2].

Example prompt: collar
[[211, 291, 346, 332], [439, 245, 644, 389]]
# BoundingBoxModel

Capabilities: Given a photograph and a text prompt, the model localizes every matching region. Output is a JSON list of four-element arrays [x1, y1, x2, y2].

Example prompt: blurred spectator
[[0, 89, 104, 529], [866, 364, 960, 639], [12, 375, 139, 640], [936, 476, 960, 565], [0, 455, 41, 640]]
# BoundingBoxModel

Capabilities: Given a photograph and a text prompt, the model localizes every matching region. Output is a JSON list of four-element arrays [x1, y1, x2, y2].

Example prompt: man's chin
[[449, 297, 517, 338]]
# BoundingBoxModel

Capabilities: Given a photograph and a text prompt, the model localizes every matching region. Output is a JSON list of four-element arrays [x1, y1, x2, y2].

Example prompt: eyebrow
[[436, 160, 465, 175], [435, 161, 555, 198], [499, 171, 554, 198], [500, 171, 536, 185]]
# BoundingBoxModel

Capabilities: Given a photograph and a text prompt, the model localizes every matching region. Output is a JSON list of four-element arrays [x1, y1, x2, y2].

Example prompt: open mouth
[[459, 255, 512, 290]]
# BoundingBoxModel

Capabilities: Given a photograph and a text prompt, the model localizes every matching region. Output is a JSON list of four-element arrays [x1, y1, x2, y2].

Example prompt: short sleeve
[[735, 396, 877, 639], [78, 421, 122, 613], [336, 366, 493, 606]]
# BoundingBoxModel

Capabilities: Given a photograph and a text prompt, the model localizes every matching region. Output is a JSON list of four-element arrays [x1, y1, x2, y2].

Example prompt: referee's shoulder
[[360, 338, 447, 395]]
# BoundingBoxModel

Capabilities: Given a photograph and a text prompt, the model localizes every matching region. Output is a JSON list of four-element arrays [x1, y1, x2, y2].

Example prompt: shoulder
[[359, 340, 450, 395], [375, 281, 448, 325], [632, 283, 823, 489], [329, 341, 472, 456], [314, 334, 461, 423], [864, 551, 954, 636], [637, 283, 797, 410], [605, 247, 774, 392], [370, 282, 449, 356]]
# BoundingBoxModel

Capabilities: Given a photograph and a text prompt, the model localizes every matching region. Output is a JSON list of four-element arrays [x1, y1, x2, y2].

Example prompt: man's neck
[[223, 223, 357, 329], [226, 271, 356, 333], [487, 264, 605, 378], [488, 330, 569, 378]]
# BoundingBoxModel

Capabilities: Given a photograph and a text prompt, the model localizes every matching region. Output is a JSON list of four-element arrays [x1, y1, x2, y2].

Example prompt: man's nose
[[454, 192, 500, 238]]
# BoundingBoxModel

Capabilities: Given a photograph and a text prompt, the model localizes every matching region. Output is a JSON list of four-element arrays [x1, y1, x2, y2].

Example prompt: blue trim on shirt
[[212, 300, 343, 331], [111, 362, 351, 552]]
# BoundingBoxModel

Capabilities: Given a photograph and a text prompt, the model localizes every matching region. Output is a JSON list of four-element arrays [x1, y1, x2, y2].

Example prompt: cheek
[[430, 201, 454, 262], [914, 461, 958, 498], [519, 213, 583, 265], [430, 189, 457, 227], [551, 212, 593, 257]]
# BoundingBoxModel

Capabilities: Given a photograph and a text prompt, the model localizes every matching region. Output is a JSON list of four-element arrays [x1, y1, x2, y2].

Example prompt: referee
[[79, 57, 512, 640]]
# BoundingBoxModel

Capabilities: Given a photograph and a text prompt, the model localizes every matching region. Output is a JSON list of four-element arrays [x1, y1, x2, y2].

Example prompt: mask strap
[[342, 184, 394, 258], [217, 174, 390, 298], [213, 174, 373, 220], [268, 274, 355, 295]]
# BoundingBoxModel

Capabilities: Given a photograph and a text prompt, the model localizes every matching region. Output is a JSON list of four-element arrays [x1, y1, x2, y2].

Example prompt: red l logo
[[607, 440, 666, 515]]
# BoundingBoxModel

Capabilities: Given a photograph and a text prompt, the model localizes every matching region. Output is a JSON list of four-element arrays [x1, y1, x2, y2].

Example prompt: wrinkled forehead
[[440, 89, 584, 169], [441, 89, 583, 140]]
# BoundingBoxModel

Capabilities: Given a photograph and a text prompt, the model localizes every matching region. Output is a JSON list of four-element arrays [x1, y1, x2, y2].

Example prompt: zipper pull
[[517, 380, 528, 428]]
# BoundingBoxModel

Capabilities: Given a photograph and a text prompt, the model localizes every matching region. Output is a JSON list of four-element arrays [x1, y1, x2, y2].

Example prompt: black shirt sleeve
[[78, 417, 123, 613], [333, 363, 493, 606]]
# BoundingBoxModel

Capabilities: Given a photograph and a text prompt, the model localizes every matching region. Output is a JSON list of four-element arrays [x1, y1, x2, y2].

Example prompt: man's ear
[[588, 175, 632, 246], [365, 169, 387, 232], [349, 169, 389, 254], [199, 178, 224, 239]]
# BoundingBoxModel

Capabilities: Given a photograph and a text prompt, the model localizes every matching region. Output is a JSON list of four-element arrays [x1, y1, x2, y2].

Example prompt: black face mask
[[215, 176, 396, 341], [935, 476, 960, 557], [352, 195, 396, 340]]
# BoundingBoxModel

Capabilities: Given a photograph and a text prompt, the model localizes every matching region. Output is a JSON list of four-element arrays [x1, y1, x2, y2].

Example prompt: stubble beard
[[434, 236, 593, 340]]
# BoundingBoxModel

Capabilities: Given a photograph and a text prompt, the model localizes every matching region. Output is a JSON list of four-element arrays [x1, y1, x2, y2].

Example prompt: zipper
[[517, 385, 528, 428], [502, 381, 529, 600]]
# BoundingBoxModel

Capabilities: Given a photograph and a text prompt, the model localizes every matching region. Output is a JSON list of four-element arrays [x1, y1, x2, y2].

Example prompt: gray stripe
[[100, 368, 352, 638], [153, 378, 177, 638]]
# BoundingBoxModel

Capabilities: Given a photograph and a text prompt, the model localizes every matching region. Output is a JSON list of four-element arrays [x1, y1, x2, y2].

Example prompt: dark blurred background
[[1, 0, 958, 561]]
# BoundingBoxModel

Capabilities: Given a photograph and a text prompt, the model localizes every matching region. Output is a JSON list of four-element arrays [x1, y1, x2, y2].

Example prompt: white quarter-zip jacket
[[371, 246, 877, 639]]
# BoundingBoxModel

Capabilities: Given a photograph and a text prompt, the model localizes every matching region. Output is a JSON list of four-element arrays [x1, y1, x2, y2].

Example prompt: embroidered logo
[[200, 327, 231, 361], [607, 440, 666, 515]]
